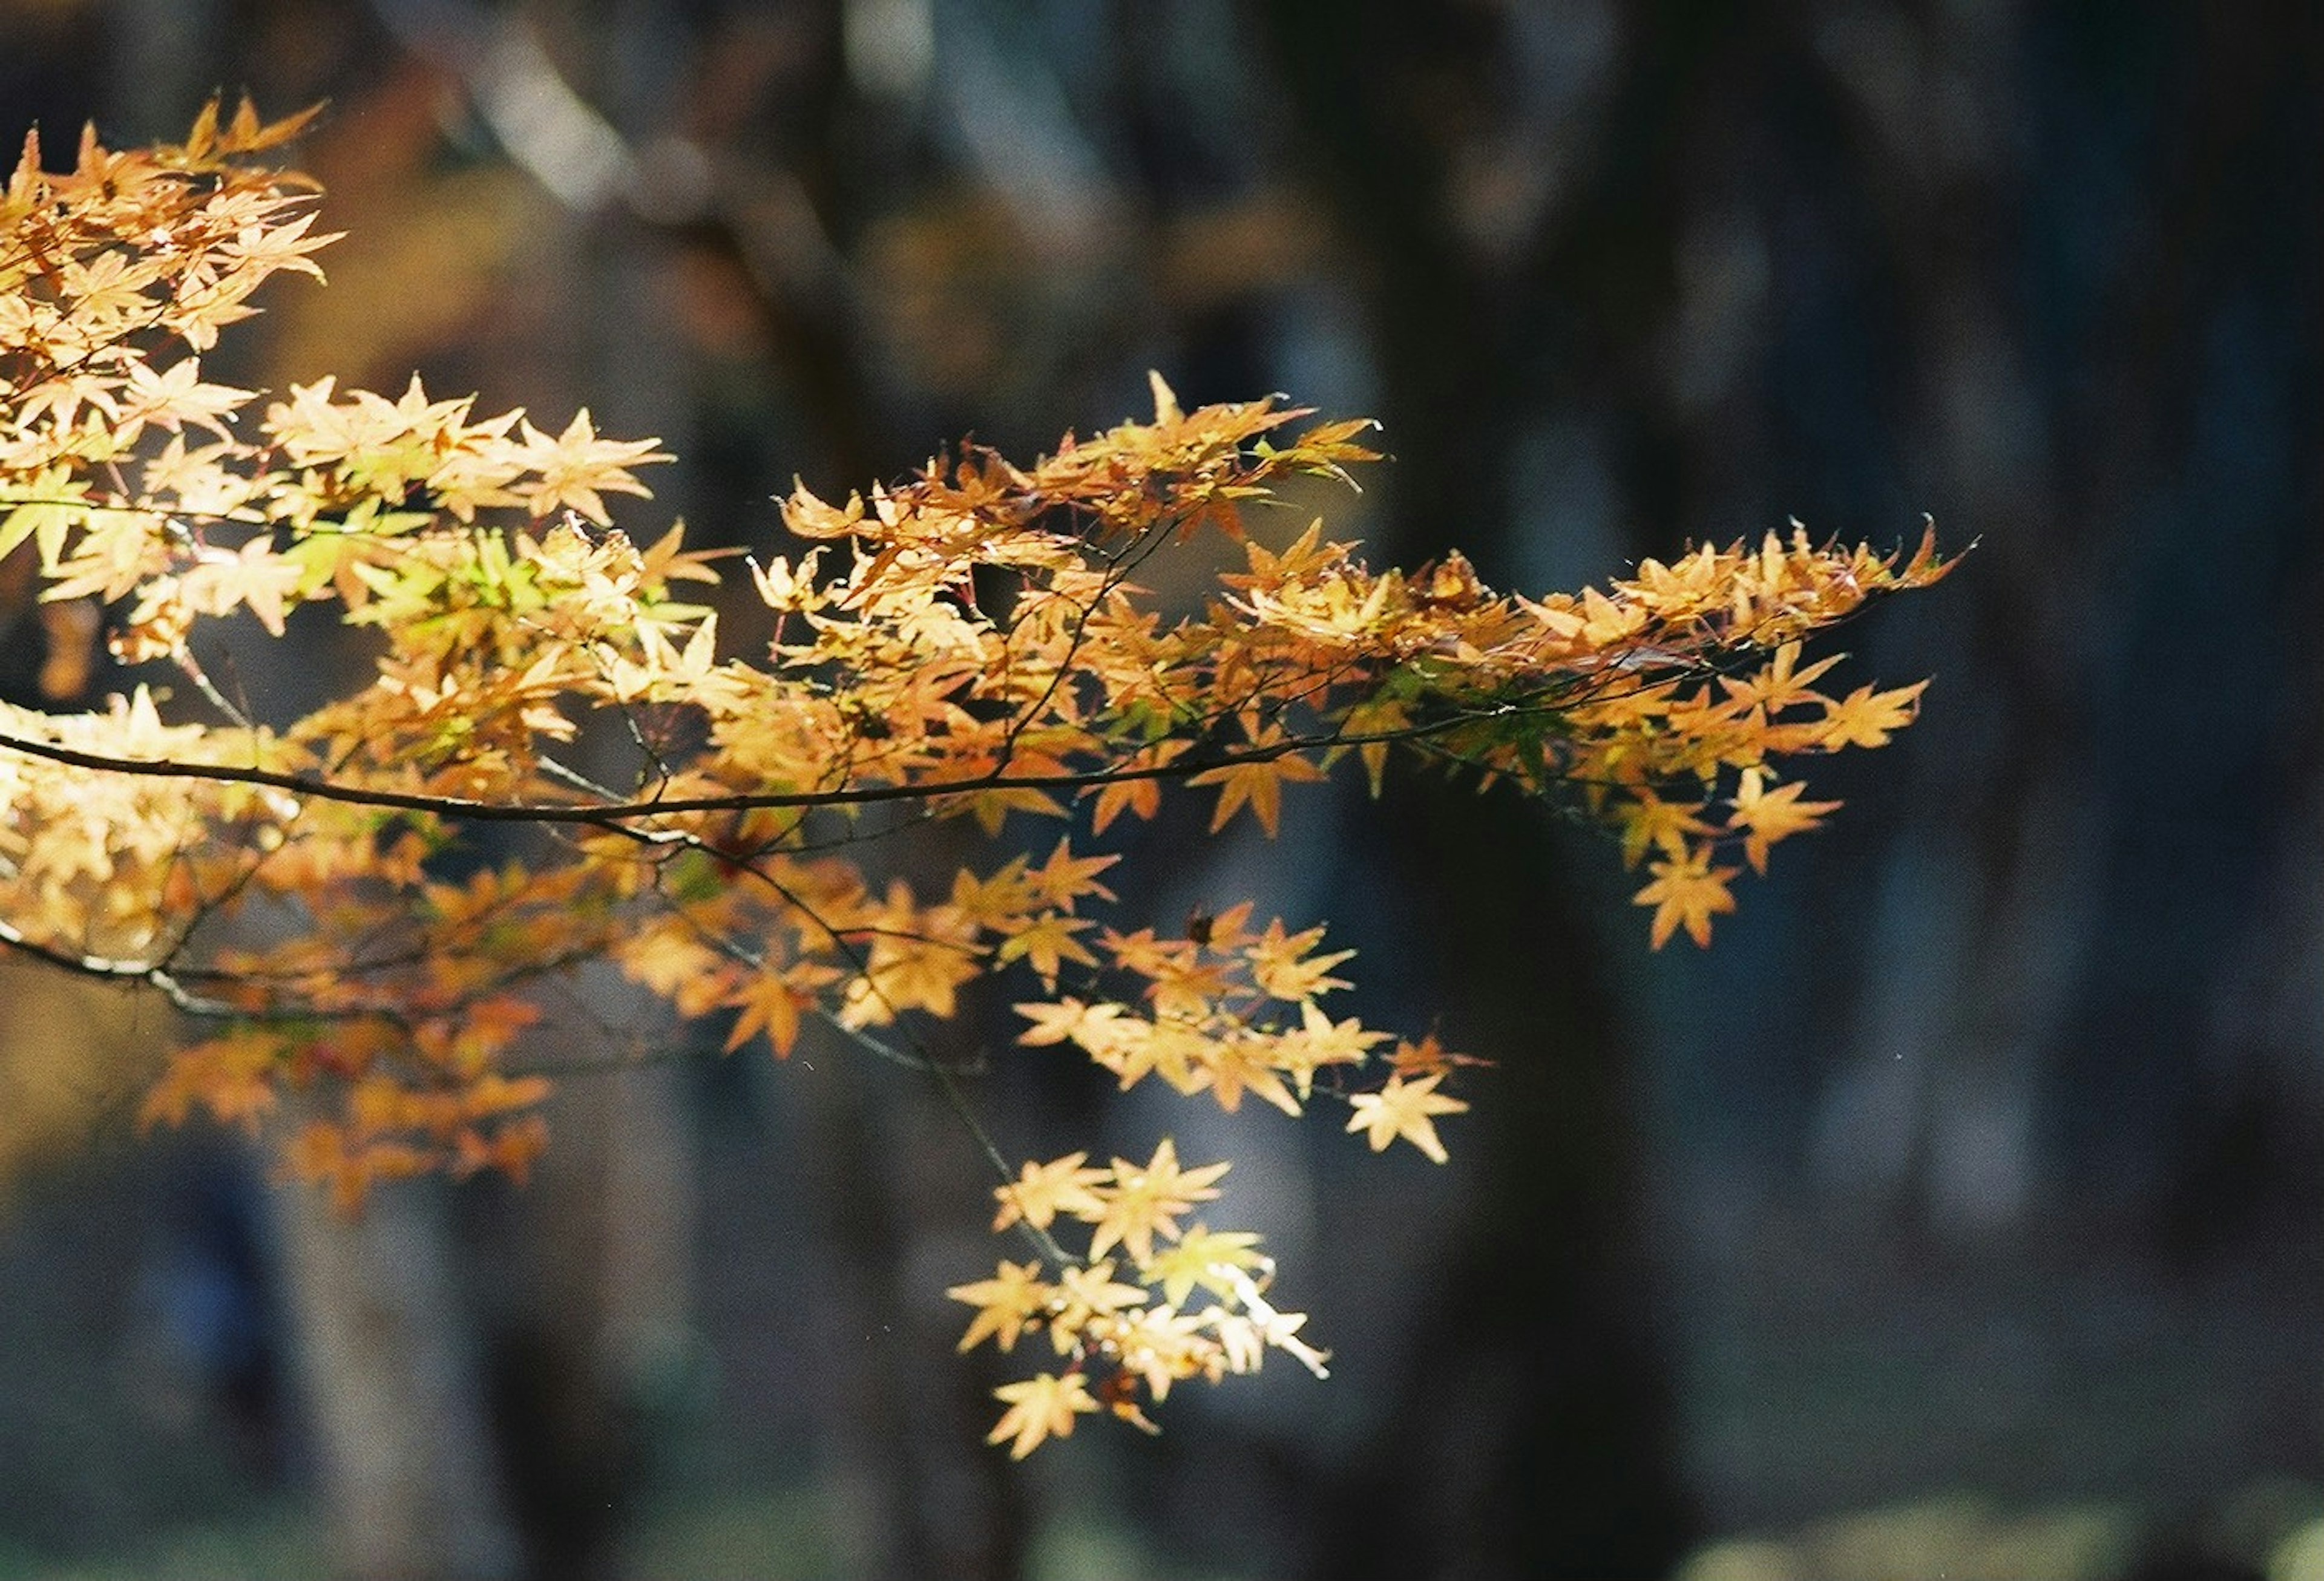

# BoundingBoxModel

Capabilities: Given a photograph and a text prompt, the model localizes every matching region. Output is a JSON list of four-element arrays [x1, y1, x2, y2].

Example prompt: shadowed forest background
[[0, 2, 2318, 1579]]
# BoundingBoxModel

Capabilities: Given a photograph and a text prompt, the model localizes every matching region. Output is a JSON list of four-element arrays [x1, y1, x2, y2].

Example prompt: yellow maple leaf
[[615, 923, 734, 1018], [1196, 1032, 1302, 1117], [1086, 740, 1190, 833], [1048, 1260, 1148, 1343], [1273, 999, 1385, 1099], [1718, 640, 1843, 716], [994, 911, 1098, 989], [179, 537, 306, 636], [1344, 1073, 1469, 1164], [515, 408, 671, 525], [946, 1259, 1052, 1353], [140, 1027, 283, 1133], [842, 912, 980, 1024], [1141, 1225, 1266, 1306], [986, 1372, 1098, 1459], [1013, 997, 1130, 1052], [992, 1152, 1110, 1232], [1087, 1139, 1229, 1264], [1022, 837, 1120, 910]]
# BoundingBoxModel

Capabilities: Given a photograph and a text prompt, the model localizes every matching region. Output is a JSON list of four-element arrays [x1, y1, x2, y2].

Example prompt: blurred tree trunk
[[1305, 787, 1693, 1580], [1257, 2, 1714, 1573], [795, 1053, 1032, 1581], [273, 1162, 521, 1581], [463, 999, 698, 1581], [1770, 4, 2324, 1246]]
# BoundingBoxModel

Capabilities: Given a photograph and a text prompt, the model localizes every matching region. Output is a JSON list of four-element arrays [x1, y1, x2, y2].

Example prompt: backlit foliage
[[0, 105, 1953, 1452]]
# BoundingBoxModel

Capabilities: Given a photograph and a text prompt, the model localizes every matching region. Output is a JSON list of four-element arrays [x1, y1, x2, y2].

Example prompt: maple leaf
[[615, 923, 734, 1017], [1246, 918, 1355, 1003], [1615, 788, 1716, 869], [842, 929, 980, 1026], [1273, 999, 1386, 1099], [1046, 1261, 1149, 1357], [1631, 849, 1741, 949], [1099, 1306, 1211, 1403], [950, 857, 1032, 931], [0, 466, 91, 567], [1385, 1032, 1488, 1082], [1141, 1225, 1266, 1306], [116, 356, 251, 439], [1344, 1073, 1469, 1164], [178, 536, 306, 636], [1196, 1032, 1302, 1117], [1085, 740, 1189, 833], [1187, 744, 1327, 837], [947, 1259, 1052, 1353], [455, 1071, 554, 1119], [993, 911, 1097, 989], [1087, 1139, 1229, 1264], [515, 408, 671, 525], [987, 1372, 1098, 1459], [1022, 838, 1120, 911], [1013, 997, 1129, 1052], [1100, 925, 1192, 983], [1727, 767, 1842, 874], [1577, 584, 1647, 646], [209, 96, 326, 156], [453, 1117, 550, 1184], [1137, 946, 1239, 1022], [1816, 680, 1928, 750], [1719, 639, 1843, 716], [142, 1027, 283, 1132], [721, 970, 806, 1056], [992, 1152, 1110, 1232]]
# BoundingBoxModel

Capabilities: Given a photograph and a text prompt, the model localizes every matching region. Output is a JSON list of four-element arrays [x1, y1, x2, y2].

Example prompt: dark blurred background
[[0, 2, 2318, 1579]]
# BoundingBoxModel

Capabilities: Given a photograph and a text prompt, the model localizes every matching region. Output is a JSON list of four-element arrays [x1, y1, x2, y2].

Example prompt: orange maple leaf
[[1727, 768, 1842, 874], [1632, 849, 1741, 949], [1187, 747, 1327, 837], [722, 971, 806, 1056], [1816, 680, 1928, 750]]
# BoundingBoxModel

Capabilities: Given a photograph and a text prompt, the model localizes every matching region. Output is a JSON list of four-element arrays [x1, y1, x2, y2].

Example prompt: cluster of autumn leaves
[[954, 1137, 1335, 1457], [0, 106, 1952, 1453]]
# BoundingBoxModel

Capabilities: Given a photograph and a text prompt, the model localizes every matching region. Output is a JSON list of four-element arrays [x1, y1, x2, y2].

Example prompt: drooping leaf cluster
[[0, 106, 1954, 1451]]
